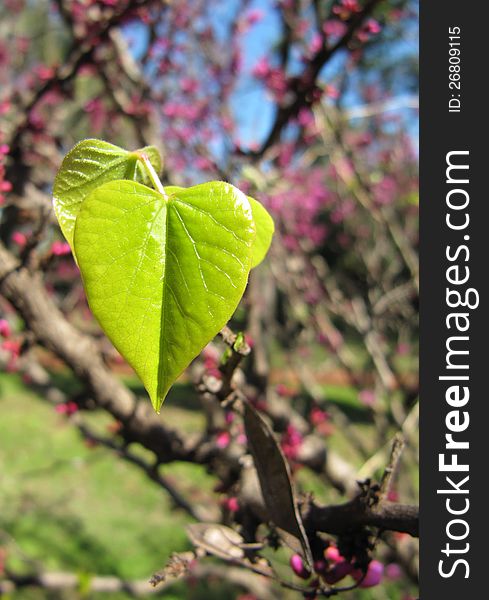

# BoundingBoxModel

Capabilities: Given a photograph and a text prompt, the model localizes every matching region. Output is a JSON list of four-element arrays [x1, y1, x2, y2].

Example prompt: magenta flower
[[324, 560, 353, 584], [359, 389, 376, 407], [11, 231, 27, 247], [251, 57, 270, 79], [354, 560, 384, 588], [51, 241, 71, 256], [290, 554, 310, 579], [246, 9, 264, 25], [216, 431, 231, 449], [225, 496, 240, 513], [0, 319, 11, 338], [385, 562, 402, 580]]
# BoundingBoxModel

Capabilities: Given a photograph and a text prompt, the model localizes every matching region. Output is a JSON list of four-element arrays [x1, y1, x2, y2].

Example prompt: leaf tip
[[151, 386, 169, 414]]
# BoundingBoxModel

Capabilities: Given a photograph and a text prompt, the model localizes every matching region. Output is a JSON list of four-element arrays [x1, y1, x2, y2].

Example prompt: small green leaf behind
[[53, 139, 162, 251], [248, 196, 274, 268], [74, 180, 255, 412]]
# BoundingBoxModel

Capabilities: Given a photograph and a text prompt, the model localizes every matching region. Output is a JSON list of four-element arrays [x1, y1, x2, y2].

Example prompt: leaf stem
[[138, 153, 168, 200]]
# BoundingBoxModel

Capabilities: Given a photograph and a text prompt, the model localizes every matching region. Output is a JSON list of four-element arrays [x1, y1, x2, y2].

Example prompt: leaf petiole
[[136, 152, 168, 201]]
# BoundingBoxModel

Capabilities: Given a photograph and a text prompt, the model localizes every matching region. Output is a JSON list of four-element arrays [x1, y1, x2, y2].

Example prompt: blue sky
[[123, 0, 418, 149]]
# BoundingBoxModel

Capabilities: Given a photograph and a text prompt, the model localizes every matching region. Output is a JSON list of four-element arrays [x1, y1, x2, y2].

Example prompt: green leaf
[[53, 139, 162, 251], [248, 196, 274, 268], [73, 180, 255, 412]]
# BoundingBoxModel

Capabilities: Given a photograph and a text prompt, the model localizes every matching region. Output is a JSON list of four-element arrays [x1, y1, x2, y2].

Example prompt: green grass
[[0, 373, 232, 599], [0, 372, 417, 600]]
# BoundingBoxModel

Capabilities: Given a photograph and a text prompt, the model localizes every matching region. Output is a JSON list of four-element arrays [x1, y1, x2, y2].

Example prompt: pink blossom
[[290, 554, 310, 579], [324, 545, 342, 563], [78, 64, 98, 76], [11, 231, 27, 247], [313, 559, 328, 574], [202, 344, 220, 365], [51, 241, 71, 256], [387, 488, 399, 502], [354, 560, 384, 588], [365, 19, 382, 35], [0, 101, 11, 115], [293, 19, 308, 37], [225, 496, 240, 512], [324, 561, 353, 584], [357, 19, 382, 43], [359, 389, 376, 407], [283, 234, 299, 251], [322, 20, 347, 39], [195, 156, 214, 171], [297, 108, 314, 128], [396, 342, 410, 356], [246, 9, 264, 25], [390, 8, 405, 21], [244, 334, 254, 348], [333, 0, 361, 19], [180, 78, 199, 94], [265, 68, 288, 100], [1, 339, 20, 357], [163, 102, 201, 121], [310, 406, 329, 426], [206, 367, 222, 379], [0, 319, 11, 338], [216, 431, 231, 449], [0, 180, 12, 192], [36, 65, 55, 81], [15, 35, 29, 54], [309, 33, 323, 54], [324, 84, 339, 99], [385, 562, 402, 580], [281, 424, 303, 460], [277, 143, 294, 168], [374, 176, 396, 205], [276, 383, 294, 397], [236, 433, 247, 445], [339, 0, 361, 13], [55, 401, 78, 415], [83, 98, 106, 132], [251, 57, 270, 79]]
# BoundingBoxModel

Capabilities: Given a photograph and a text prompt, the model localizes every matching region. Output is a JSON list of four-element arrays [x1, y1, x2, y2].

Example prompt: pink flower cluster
[[0, 317, 19, 371], [202, 343, 221, 379], [51, 241, 71, 256], [263, 166, 332, 250], [0, 319, 11, 339], [289, 545, 386, 589], [251, 58, 288, 102], [281, 424, 303, 460], [55, 401, 79, 416], [333, 0, 362, 20], [1, 338, 20, 372], [309, 406, 334, 436], [223, 496, 240, 513], [0, 141, 11, 206], [357, 19, 382, 43], [11, 231, 27, 247]]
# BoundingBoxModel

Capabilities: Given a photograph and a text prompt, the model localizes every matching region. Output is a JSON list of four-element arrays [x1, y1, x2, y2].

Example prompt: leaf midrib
[[156, 193, 170, 409]]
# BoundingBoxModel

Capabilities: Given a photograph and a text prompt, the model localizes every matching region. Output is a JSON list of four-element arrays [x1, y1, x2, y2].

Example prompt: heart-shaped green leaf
[[53, 139, 162, 251], [74, 179, 255, 412], [248, 196, 274, 268]]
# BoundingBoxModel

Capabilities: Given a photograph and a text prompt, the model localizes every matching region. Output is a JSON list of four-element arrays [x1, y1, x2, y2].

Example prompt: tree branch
[[304, 498, 419, 538], [245, 0, 383, 157]]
